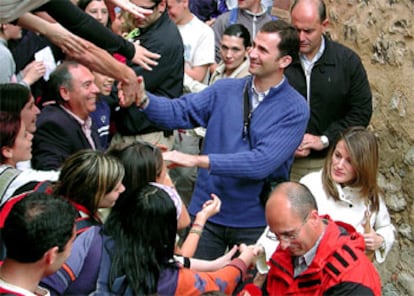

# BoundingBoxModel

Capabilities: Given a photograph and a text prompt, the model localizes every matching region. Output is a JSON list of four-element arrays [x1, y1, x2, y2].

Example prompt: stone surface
[[325, 1, 414, 294]]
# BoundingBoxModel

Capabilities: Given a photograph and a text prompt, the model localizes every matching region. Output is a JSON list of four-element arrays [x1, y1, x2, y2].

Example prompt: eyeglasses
[[266, 214, 309, 243], [140, 2, 158, 10]]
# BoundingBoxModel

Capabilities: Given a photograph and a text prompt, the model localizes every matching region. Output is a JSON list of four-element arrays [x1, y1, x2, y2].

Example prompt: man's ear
[[245, 46, 252, 58], [44, 246, 59, 266], [308, 209, 319, 227], [59, 86, 70, 102], [279, 55, 293, 69], [321, 18, 329, 34], [158, 0, 167, 13]]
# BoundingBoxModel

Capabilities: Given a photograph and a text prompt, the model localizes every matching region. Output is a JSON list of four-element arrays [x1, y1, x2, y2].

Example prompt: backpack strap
[[75, 216, 99, 235], [227, 8, 239, 26], [0, 167, 21, 205], [33, 180, 53, 194]]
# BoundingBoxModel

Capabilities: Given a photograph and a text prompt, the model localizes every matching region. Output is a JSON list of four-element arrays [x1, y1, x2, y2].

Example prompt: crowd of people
[[0, 0, 395, 295]]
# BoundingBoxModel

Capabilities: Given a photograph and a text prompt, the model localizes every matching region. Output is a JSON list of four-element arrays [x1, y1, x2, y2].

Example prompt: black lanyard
[[243, 83, 252, 147]]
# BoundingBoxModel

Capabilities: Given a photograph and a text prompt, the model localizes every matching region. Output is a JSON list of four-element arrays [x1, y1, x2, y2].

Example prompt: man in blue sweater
[[135, 20, 309, 260]]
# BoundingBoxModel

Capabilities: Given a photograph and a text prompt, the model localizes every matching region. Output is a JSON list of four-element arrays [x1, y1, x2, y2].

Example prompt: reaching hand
[[238, 243, 258, 268], [132, 42, 160, 71], [22, 60, 46, 85], [117, 74, 146, 108], [163, 150, 196, 168], [200, 194, 221, 217], [191, 194, 221, 231], [209, 245, 238, 269], [108, 0, 153, 19], [45, 22, 88, 56]]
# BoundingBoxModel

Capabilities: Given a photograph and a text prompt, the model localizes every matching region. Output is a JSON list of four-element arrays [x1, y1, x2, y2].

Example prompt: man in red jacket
[[243, 181, 381, 296]]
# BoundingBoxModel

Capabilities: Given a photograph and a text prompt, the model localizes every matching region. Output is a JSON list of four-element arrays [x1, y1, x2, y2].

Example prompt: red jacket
[[243, 216, 381, 296]]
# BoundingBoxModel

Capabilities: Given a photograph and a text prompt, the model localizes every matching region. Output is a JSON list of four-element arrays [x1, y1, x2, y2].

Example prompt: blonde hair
[[54, 150, 125, 216], [322, 126, 382, 212]]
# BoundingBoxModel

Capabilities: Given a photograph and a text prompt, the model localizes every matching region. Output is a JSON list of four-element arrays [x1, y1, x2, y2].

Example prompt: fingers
[[138, 56, 158, 71], [155, 143, 169, 152], [252, 244, 265, 256], [137, 75, 145, 86], [144, 50, 161, 60], [226, 245, 238, 257], [71, 36, 89, 54], [239, 243, 249, 252], [202, 194, 221, 214], [30, 61, 46, 73], [117, 81, 135, 108], [133, 44, 160, 70], [118, 1, 152, 19], [128, 5, 152, 19], [210, 193, 221, 209]]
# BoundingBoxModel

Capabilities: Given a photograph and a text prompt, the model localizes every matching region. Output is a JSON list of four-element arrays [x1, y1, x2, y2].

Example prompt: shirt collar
[[251, 75, 285, 95], [300, 35, 325, 65], [301, 227, 325, 267], [60, 105, 91, 128]]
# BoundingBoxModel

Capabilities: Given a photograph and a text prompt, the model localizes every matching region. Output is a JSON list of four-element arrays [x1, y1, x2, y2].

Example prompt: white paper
[[34, 46, 56, 81]]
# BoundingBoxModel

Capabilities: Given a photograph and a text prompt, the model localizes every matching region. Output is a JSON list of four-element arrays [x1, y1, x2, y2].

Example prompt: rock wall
[[273, 0, 414, 294]]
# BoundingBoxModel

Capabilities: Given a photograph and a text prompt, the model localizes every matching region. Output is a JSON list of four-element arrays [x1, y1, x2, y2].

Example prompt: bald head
[[266, 181, 318, 220], [290, 0, 328, 59], [291, 0, 327, 23], [266, 182, 323, 256]]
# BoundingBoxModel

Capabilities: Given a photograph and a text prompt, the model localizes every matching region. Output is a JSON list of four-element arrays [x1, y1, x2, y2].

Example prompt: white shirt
[[0, 165, 59, 206], [178, 15, 215, 84], [299, 36, 325, 105], [0, 278, 50, 296]]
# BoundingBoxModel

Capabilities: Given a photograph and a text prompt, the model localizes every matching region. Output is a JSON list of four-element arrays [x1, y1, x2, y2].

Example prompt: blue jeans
[[193, 218, 266, 260]]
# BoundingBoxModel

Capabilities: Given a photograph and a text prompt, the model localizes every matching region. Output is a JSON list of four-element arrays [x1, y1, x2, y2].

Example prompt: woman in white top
[[184, 23, 251, 94], [256, 126, 395, 272], [300, 126, 395, 263]]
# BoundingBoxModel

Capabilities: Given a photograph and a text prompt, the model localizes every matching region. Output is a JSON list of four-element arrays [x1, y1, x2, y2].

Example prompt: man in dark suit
[[32, 61, 102, 170]]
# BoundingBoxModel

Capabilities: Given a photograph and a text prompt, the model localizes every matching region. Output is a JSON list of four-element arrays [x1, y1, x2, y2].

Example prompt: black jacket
[[115, 12, 184, 136], [285, 36, 372, 158], [32, 105, 102, 170]]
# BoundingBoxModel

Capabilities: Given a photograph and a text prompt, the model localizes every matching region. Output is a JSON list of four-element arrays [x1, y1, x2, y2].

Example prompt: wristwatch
[[138, 94, 149, 109], [320, 135, 329, 149]]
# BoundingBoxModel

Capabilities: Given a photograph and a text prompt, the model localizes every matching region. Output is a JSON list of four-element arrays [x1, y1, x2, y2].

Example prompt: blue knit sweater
[[144, 76, 309, 227]]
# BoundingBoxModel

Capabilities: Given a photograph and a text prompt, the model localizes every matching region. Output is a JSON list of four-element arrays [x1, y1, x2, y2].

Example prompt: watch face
[[321, 136, 329, 148]]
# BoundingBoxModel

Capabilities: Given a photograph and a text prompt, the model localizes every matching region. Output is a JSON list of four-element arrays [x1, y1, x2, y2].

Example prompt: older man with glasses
[[245, 181, 382, 295]]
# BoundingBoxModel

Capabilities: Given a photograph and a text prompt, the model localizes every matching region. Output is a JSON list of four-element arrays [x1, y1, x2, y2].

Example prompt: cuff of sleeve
[[122, 40, 136, 60], [227, 258, 248, 280], [18, 79, 30, 90]]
